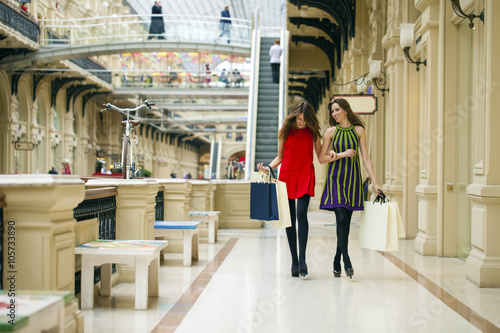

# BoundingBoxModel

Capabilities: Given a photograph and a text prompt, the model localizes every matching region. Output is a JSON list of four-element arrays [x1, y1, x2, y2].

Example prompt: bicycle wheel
[[122, 136, 129, 179]]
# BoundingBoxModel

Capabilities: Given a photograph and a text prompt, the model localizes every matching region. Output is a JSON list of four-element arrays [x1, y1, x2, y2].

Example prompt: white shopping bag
[[359, 199, 405, 251], [251, 171, 291, 229]]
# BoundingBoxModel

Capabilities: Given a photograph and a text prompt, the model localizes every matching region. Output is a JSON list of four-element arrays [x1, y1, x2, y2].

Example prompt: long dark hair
[[278, 100, 321, 141], [328, 97, 365, 128]]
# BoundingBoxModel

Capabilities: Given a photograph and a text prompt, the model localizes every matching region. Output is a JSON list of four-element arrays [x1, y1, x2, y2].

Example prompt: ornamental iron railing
[[155, 187, 164, 221], [73, 187, 117, 295], [0, 0, 39, 43], [70, 58, 112, 84]]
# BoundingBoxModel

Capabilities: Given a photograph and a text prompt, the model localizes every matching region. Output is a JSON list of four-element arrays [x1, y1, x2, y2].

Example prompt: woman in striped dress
[[318, 98, 384, 279]]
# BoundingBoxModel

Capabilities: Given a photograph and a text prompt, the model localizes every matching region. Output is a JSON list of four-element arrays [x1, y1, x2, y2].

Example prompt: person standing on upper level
[[269, 39, 282, 83], [217, 6, 232, 44], [148, 1, 165, 40]]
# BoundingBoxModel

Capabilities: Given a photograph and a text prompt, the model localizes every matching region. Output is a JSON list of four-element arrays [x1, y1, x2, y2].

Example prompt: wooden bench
[[189, 211, 220, 244], [75, 239, 168, 310], [154, 221, 201, 267]]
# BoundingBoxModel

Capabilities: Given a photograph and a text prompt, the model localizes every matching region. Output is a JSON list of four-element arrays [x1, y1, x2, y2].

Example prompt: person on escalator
[[269, 39, 282, 83]]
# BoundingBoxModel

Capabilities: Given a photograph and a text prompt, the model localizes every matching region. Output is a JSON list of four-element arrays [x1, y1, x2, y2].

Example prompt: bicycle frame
[[101, 101, 155, 179]]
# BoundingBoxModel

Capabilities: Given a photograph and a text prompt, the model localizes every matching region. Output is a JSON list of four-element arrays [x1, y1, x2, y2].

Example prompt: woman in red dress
[[258, 101, 333, 277]]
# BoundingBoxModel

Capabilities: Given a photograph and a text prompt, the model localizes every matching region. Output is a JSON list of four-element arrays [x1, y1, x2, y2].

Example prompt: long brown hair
[[328, 97, 365, 128], [278, 100, 321, 141]]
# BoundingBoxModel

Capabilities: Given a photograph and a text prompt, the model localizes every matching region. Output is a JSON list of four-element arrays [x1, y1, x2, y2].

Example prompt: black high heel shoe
[[346, 268, 354, 279], [333, 269, 341, 278], [291, 263, 299, 277], [299, 262, 308, 277]]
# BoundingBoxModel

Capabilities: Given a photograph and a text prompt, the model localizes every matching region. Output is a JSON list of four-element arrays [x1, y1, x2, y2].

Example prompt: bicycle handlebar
[[101, 100, 156, 113]]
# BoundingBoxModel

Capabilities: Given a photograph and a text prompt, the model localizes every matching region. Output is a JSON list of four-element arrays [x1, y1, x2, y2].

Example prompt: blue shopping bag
[[250, 172, 279, 221]]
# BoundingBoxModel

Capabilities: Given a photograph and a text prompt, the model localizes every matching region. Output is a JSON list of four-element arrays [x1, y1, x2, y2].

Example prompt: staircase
[[254, 37, 280, 165]]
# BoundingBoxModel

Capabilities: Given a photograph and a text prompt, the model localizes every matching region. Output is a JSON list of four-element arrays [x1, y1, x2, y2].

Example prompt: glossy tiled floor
[[81, 212, 500, 333]]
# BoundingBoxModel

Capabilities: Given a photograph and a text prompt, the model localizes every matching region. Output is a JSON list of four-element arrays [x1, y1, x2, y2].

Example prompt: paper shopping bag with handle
[[250, 170, 291, 228], [250, 171, 279, 221], [359, 194, 405, 251]]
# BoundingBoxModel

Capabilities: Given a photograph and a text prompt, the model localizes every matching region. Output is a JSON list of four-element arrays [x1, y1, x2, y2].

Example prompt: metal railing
[[116, 70, 249, 89], [38, 14, 252, 48], [73, 187, 117, 294], [70, 58, 112, 84], [73, 187, 117, 239], [155, 187, 164, 221], [0, 0, 39, 43]]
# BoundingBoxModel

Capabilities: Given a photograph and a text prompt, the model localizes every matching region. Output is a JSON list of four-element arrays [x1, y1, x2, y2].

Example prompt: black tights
[[286, 194, 310, 265], [333, 207, 354, 271]]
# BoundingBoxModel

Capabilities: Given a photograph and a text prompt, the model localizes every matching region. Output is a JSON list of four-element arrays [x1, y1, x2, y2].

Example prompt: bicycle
[[101, 100, 155, 179]]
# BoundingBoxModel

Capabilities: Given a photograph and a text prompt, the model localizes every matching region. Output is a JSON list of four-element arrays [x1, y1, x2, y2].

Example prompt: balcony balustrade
[[0, 0, 39, 43]]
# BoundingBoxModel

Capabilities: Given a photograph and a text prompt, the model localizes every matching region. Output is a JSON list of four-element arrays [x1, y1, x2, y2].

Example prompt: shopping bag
[[359, 194, 405, 251], [250, 170, 279, 221], [251, 170, 291, 229], [272, 179, 292, 229]]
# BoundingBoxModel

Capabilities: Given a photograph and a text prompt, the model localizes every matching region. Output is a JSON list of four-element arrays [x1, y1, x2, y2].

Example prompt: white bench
[[189, 211, 220, 244], [154, 221, 201, 267], [75, 239, 168, 310], [0, 290, 67, 332]]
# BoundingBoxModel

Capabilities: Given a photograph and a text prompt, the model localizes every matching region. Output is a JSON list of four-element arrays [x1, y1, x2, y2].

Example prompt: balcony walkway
[[81, 212, 500, 332], [0, 14, 252, 68]]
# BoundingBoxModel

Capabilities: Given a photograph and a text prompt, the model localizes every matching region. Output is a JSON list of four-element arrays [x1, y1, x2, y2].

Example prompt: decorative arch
[[17, 77, 32, 123], [36, 81, 51, 127], [0, 71, 10, 119], [0, 71, 11, 173]]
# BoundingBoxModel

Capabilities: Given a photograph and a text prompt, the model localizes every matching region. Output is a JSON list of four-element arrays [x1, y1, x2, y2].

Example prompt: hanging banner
[[332, 94, 378, 115]]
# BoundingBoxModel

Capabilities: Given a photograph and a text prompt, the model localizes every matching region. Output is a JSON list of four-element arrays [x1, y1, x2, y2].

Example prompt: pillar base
[[414, 233, 437, 256], [415, 185, 438, 256], [466, 249, 500, 287], [466, 185, 500, 287]]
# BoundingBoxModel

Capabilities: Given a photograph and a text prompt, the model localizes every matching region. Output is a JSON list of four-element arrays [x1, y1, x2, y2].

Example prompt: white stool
[[75, 239, 168, 310], [154, 221, 201, 266], [189, 211, 220, 244]]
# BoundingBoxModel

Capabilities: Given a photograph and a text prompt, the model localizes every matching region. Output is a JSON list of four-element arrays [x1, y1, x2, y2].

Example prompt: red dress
[[279, 127, 315, 199]]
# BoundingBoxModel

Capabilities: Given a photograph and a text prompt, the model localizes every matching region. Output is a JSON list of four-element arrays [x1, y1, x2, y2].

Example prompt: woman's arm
[[356, 126, 383, 195], [257, 138, 284, 173], [318, 127, 337, 164], [314, 135, 322, 160]]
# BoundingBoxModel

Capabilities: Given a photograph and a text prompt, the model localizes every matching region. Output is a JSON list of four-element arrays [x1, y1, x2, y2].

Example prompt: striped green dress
[[319, 125, 364, 211]]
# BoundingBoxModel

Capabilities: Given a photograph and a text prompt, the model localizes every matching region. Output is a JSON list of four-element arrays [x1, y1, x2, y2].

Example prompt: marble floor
[[81, 212, 500, 333]]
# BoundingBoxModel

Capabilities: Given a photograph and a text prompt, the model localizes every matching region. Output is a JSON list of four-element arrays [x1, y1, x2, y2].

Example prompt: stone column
[[382, 6, 417, 237], [0, 175, 85, 291], [189, 180, 211, 211], [157, 179, 192, 221], [413, 0, 440, 256], [466, 0, 500, 287], [85, 179, 159, 241], [207, 181, 216, 211]]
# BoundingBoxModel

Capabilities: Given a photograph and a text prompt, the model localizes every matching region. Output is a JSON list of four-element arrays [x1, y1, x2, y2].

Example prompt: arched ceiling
[[287, 0, 356, 80]]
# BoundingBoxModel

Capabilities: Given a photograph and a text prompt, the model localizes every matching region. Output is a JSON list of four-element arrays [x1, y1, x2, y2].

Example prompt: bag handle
[[267, 166, 277, 180], [373, 190, 388, 204]]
